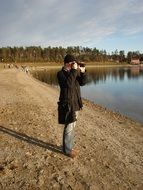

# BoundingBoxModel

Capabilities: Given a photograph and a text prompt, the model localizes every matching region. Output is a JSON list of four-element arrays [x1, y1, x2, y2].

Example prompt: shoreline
[[82, 98, 142, 125], [29, 64, 131, 71], [0, 68, 143, 190]]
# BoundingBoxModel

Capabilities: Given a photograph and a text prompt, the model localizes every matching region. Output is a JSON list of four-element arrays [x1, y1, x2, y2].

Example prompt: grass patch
[[0, 62, 129, 71], [0, 64, 5, 70]]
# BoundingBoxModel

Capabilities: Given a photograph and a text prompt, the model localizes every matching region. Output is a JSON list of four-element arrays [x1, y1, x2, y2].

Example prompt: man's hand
[[79, 66, 85, 73], [72, 62, 78, 70]]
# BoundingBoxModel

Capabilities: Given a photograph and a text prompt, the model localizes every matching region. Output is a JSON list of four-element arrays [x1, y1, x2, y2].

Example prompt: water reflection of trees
[[86, 67, 122, 85], [86, 67, 143, 85], [32, 69, 59, 86], [32, 67, 143, 86]]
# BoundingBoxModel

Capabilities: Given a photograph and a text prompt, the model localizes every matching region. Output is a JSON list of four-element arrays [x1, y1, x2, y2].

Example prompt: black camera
[[72, 62, 85, 67], [77, 62, 85, 67]]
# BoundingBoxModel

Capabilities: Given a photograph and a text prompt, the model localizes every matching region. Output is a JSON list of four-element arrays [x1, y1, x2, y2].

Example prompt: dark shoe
[[67, 149, 78, 158]]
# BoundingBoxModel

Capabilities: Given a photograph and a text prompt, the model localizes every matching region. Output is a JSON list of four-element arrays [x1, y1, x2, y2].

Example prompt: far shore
[[30, 63, 131, 70], [1, 62, 143, 72]]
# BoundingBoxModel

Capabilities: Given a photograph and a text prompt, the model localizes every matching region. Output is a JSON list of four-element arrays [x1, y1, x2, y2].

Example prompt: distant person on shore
[[57, 54, 87, 158]]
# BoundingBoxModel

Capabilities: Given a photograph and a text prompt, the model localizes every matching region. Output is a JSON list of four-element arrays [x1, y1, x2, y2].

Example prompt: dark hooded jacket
[[57, 68, 87, 124]]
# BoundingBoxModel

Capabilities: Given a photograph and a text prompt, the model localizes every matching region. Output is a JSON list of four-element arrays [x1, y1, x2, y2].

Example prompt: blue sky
[[0, 0, 143, 53]]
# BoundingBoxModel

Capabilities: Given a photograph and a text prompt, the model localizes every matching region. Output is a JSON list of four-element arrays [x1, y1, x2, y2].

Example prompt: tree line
[[0, 46, 143, 64]]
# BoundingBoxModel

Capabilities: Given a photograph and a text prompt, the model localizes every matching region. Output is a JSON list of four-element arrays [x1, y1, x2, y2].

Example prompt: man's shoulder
[[57, 68, 65, 78], [57, 69, 63, 74]]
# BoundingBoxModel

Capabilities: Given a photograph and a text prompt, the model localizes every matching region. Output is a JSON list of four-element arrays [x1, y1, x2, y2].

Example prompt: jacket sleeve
[[57, 69, 78, 88], [77, 71, 87, 86]]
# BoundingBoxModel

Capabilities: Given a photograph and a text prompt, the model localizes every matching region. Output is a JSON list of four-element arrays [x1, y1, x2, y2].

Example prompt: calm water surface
[[33, 66, 143, 124]]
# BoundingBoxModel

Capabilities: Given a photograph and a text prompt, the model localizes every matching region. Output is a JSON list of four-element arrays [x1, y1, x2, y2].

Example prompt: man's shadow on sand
[[0, 125, 63, 155]]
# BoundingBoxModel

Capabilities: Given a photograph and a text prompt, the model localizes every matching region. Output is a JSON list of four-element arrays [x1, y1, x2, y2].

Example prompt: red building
[[130, 58, 140, 65]]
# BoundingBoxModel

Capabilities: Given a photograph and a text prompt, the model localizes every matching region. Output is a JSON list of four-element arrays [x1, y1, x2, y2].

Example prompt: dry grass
[[0, 62, 129, 71], [0, 64, 5, 70]]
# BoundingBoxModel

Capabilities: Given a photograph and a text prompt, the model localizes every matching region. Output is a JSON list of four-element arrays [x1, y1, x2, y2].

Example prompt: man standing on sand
[[57, 54, 87, 158]]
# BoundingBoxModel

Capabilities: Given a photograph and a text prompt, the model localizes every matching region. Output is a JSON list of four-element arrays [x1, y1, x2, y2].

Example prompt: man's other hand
[[80, 67, 85, 73], [72, 62, 78, 70]]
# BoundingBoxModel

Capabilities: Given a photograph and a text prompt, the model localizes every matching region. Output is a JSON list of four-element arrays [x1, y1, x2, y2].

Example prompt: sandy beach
[[0, 68, 143, 190]]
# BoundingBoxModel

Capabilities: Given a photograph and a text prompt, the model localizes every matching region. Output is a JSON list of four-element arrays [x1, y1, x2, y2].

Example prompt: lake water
[[33, 66, 143, 124]]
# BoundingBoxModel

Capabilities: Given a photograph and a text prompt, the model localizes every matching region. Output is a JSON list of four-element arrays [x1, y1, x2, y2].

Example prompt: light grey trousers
[[63, 111, 78, 154]]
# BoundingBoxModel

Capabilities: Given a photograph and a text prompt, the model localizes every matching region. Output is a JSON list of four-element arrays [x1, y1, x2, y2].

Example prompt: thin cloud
[[0, 0, 143, 51]]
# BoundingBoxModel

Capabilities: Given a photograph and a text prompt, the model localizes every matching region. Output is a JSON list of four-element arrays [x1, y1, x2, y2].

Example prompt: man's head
[[64, 54, 76, 64], [64, 54, 76, 70]]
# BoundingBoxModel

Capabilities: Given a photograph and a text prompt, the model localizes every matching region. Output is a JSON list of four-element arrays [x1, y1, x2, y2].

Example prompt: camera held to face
[[77, 62, 85, 67], [71, 62, 85, 67], [70, 61, 86, 73]]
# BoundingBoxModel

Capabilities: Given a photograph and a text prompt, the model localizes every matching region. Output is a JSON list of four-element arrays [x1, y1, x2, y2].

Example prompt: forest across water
[[0, 46, 143, 64]]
